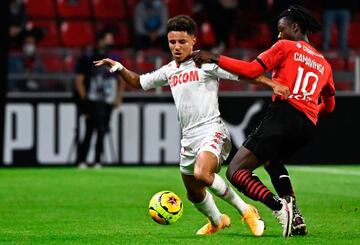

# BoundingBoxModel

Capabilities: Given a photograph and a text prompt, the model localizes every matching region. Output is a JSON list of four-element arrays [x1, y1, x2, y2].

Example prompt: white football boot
[[273, 196, 293, 237]]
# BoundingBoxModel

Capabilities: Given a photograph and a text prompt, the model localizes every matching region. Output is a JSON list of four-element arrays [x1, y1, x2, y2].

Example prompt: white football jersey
[[140, 59, 239, 133]]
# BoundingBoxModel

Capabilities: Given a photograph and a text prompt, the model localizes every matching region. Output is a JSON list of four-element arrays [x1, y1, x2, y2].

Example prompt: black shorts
[[243, 100, 316, 162]]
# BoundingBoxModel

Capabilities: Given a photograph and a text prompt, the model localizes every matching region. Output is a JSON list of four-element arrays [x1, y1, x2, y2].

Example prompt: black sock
[[264, 193, 283, 211], [265, 161, 295, 198]]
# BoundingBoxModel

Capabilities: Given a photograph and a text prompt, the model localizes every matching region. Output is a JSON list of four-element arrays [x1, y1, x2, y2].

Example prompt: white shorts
[[180, 121, 232, 175]]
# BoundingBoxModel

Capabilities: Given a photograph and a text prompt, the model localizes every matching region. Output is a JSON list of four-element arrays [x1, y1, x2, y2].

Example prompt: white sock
[[209, 173, 249, 214], [193, 190, 222, 226]]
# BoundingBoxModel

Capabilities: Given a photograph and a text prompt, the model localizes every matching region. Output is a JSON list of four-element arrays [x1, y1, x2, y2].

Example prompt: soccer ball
[[148, 191, 183, 225]]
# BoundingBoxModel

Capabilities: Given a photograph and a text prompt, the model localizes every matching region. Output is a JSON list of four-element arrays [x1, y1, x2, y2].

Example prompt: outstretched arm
[[205, 64, 290, 98], [93, 58, 142, 89], [219, 56, 264, 79], [238, 75, 290, 99], [250, 75, 290, 99], [192, 51, 264, 78]]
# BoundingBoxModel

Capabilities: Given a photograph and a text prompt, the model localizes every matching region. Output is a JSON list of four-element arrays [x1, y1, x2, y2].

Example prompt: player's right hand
[[191, 50, 220, 67]]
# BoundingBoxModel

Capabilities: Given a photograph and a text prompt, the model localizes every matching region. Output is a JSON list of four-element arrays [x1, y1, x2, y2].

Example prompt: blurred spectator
[[9, 0, 27, 48], [321, 0, 357, 57], [8, 27, 45, 91], [203, 0, 238, 53], [134, 0, 168, 51], [165, 0, 194, 18], [75, 30, 125, 169]]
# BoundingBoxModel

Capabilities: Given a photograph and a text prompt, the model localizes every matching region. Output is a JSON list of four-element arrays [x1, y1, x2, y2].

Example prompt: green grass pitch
[[0, 165, 359, 244]]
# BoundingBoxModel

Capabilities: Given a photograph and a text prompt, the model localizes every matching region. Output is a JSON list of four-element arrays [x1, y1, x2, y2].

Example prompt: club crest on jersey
[[170, 70, 199, 87]]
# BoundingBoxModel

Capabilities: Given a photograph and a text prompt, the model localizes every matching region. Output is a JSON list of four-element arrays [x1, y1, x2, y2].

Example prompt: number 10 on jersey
[[289, 66, 319, 101]]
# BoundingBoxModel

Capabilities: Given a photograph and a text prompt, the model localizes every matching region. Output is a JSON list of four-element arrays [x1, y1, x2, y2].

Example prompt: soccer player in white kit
[[94, 15, 290, 236]]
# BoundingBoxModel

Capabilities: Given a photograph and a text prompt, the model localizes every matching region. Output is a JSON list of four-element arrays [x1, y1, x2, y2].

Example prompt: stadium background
[[2, 0, 360, 166], [0, 1, 359, 245]]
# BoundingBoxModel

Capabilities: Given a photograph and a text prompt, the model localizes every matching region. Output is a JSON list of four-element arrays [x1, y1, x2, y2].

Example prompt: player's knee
[[226, 166, 234, 182], [193, 169, 213, 186], [226, 160, 241, 182]]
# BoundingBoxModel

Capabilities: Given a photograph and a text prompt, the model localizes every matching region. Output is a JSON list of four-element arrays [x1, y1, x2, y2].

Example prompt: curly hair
[[279, 5, 322, 34]]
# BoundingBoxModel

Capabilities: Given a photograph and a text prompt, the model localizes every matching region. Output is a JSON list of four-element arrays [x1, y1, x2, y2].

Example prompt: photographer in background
[[75, 29, 125, 169]]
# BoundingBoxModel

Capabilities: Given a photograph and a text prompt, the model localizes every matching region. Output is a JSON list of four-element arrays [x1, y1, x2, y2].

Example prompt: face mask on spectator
[[23, 43, 36, 57]]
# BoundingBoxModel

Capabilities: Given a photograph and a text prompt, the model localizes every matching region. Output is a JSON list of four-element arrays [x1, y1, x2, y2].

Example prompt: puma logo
[[222, 100, 264, 148]]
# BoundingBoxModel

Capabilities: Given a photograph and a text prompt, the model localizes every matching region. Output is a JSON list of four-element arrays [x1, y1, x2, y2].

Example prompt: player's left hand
[[191, 50, 220, 67]]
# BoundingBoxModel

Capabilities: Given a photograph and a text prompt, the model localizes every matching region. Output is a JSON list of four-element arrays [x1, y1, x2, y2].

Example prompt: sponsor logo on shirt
[[169, 70, 199, 87]]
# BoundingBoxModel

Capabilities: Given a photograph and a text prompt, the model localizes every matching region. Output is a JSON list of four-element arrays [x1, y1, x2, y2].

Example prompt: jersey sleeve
[[139, 65, 168, 90], [321, 69, 336, 97], [201, 63, 239, 81], [257, 40, 286, 72], [218, 56, 264, 78]]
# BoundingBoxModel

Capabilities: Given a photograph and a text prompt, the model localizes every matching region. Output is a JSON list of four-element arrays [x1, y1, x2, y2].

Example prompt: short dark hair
[[166, 15, 196, 35], [279, 5, 322, 34]]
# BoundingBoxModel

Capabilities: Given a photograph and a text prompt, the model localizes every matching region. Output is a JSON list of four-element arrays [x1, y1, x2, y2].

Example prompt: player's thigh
[[227, 146, 262, 180], [196, 125, 232, 172], [180, 123, 230, 175], [179, 138, 197, 175], [181, 173, 206, 202], [193, 151, 218, 186]]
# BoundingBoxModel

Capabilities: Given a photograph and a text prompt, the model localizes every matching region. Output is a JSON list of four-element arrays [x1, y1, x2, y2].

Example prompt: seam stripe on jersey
[[256, 58, 267, 70]]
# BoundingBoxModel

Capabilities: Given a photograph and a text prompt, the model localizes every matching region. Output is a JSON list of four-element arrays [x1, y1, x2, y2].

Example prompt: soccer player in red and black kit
[[193, 5, 335, 237]]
